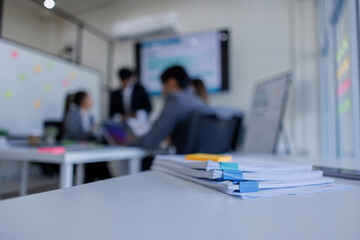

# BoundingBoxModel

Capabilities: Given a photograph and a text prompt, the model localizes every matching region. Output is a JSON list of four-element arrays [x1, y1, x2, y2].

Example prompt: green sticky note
[[44, 85, 51, 93], [19, 73, 26, 82], [5, 91, 13, 99], [47, 61, 54, 69]]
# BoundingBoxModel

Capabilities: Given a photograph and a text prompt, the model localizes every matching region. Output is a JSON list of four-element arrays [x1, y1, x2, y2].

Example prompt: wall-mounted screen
[[136, 29, 229, 94]]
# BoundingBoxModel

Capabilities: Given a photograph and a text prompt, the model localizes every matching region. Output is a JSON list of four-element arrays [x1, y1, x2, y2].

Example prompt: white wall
[[3, 0, 74, 55], [73, 0, 321, 156]]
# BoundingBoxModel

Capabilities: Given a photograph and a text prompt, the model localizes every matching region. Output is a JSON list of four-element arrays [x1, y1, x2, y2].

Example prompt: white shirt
[[122, 82, 135, 114], [80, 109, 92, 133]]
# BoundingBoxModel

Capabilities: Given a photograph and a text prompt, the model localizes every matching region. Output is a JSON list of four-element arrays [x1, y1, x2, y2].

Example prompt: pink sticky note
[[38, 147, 66, 155], [62, 79, 70, 87], [11, 50, 19, 59]]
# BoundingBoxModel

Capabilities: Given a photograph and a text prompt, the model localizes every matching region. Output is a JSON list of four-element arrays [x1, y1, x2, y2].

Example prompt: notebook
[[154, 155, 313, 172], [154, 160, 323, 181]]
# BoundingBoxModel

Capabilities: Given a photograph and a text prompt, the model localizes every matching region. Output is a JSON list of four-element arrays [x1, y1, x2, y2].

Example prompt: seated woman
[[63, 91, 112, 183]]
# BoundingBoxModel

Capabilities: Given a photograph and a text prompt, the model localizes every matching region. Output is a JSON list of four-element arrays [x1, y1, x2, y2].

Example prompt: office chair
[[39, 121, 62, 177], [43, 121, 63, 142], [179, 107, 244, 154]]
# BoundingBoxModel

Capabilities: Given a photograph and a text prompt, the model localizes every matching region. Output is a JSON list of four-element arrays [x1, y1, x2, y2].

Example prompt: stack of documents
[[151, 154, 353, 199]]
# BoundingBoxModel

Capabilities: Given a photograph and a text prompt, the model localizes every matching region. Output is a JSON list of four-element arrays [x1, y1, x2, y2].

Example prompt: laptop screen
[[242, 72, 292, 154], [102, 122, 129, 145]]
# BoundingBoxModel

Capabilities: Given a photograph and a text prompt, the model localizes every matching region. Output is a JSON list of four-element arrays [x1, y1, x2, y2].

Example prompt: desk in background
[[0, 144, 147, 196]]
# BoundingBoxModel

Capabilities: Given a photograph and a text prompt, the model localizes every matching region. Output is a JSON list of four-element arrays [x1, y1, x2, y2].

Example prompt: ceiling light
[[44, 0, 55, 9]]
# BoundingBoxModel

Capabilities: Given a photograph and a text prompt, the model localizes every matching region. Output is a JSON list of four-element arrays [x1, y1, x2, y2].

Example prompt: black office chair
[[179, 107, 244, 154], [38, 121, 62, 177], [43, 121, 63, 142]]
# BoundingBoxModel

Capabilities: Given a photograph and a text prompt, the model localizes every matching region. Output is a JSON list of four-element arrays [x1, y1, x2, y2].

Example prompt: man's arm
[[130, 95, 180, 149]]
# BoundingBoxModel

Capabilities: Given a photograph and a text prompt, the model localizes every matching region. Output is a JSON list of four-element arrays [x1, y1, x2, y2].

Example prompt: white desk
[[0, 171, 359, 240], [0, 145, 147, 196]]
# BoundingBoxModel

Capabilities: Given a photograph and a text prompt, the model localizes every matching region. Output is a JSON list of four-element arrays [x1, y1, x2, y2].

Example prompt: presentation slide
[[0, 38, 101, 135], [137, 30, 228, 94]]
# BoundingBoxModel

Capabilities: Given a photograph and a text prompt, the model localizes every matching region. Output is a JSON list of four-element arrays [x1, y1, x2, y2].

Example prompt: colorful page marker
[[185, 153, 232, 162]]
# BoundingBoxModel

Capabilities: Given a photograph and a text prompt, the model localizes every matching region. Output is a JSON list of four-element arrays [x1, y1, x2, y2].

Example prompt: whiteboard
[[0, 38, 101, 135]]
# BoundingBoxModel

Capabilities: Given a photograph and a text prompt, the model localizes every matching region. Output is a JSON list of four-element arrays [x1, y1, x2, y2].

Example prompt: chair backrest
[[43, 121, 63, 142], [179, 107, 244, 154]]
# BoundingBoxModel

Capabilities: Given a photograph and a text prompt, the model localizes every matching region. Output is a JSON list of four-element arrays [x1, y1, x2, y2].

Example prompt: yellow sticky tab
[[185, 153, 232, 162]]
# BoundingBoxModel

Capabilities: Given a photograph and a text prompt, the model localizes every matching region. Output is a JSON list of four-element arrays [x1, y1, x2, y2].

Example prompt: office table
[[0, 145, 147, 195], [0, 171, 359, 240]]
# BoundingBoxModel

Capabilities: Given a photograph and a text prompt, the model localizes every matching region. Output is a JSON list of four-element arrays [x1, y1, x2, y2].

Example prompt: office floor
[[0, 176, 58, 200]]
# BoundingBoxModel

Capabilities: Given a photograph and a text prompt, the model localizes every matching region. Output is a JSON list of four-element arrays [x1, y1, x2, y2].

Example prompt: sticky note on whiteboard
[[44, 85, 51, 93], [62, 79, 70, 87], [47, 61, 54, 69], [11, 50, 19, 59], [5, 91, 13, 99], [69, 71, 77, 79], [35, 64, 42, 73], [34, 99, 41, 108], [19, 73, 26, 82]]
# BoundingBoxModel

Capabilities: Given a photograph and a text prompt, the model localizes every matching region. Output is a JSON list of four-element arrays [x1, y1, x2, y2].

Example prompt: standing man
[[109, 68, 152, 119]]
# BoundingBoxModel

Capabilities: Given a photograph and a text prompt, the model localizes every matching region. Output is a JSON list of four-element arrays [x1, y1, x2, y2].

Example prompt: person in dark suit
[[130, 65, 207, 152], [109, 68, 152, 119], [63, 91, 112, 183]]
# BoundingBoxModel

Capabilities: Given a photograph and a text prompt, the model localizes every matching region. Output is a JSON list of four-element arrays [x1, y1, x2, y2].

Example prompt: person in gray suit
[[130, 65, 207, 153], [63, 91, 96, 141], [63, 91, 111, 182]]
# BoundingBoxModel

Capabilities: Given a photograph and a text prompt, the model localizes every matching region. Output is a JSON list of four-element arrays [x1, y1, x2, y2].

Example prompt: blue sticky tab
[[220, 162, 238, 170], [239, 181, 259, 193], [222, 170, 243, 181]]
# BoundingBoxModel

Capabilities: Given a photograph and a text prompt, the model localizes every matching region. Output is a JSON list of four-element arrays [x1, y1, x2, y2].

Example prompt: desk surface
[[0, 171, 359, 240]]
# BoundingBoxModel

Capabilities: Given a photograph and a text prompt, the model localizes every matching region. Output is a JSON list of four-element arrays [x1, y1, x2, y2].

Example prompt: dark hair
[[118, 68, 133, 81], [73, 91, 88, 107], [191, 78, 209, 103], [160, 65, 190, 89], [64, 93, 75, 114], [60, 93, 75, 139]]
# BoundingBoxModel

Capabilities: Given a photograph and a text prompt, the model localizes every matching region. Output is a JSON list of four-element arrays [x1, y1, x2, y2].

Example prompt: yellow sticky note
[[35, 64, 42, 73], [69, 71, 77, 79], [5, 91, 13, 99], [185, 153, 232, 162]]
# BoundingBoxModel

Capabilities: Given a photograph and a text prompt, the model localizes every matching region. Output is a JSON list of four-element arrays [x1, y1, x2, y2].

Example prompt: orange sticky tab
[[185, 153, 232, 162]]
